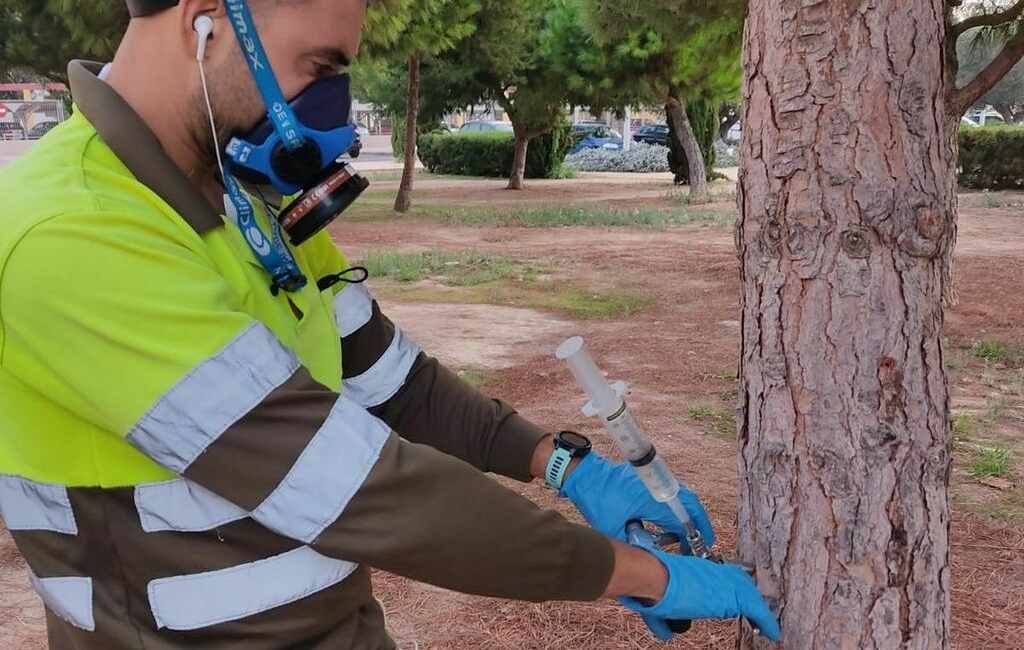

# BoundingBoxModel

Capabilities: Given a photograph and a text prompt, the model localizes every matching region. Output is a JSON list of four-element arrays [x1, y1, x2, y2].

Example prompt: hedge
[[417, 124, 573, 179], [959, 126, 1024, 190]]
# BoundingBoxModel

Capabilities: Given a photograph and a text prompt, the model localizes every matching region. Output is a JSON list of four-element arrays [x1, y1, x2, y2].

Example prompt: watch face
[[557, 431, 591, 451]]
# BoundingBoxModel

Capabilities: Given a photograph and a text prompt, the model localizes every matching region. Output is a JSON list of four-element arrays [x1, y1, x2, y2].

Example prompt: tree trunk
[[393, 53, 420, 213], [507, 132, 529, 190], [737, 2, 954, 649], [666, 96, 708, 201]]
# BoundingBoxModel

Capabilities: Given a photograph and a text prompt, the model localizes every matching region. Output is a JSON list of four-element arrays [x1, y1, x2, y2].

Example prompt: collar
[[67, 60, 221, 234]]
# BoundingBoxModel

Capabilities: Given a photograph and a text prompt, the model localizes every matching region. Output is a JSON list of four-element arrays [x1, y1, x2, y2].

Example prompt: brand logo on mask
[[271, 102, 299, 143], [226, 0, 265, 72]]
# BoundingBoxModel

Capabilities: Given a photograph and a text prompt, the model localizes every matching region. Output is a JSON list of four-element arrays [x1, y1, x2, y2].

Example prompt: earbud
[[193, 15, 214, 62]]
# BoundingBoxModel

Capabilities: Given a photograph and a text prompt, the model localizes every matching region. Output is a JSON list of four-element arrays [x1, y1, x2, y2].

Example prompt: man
[[0, 0, 780, 647]]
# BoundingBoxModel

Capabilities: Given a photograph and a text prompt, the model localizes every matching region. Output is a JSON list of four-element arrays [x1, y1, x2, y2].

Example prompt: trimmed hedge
[[959, 126, 1024, 190], [417, 124, 573, 179]]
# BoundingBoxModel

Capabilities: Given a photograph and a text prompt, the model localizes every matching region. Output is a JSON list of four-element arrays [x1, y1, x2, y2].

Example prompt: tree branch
[[950, 0, 1024, 39], [949, 28, 1024, 117]]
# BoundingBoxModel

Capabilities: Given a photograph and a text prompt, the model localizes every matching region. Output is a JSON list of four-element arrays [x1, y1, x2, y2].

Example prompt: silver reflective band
[[343, 328, 421, 408], [253, 395, 390, 543], [30, 574, 94, 631], [148, 546, 357, 631], [128, 322, 299, 473], [334, 282, 373, 337], [0, 475, 77, 534], [135, 478, 248, 533]]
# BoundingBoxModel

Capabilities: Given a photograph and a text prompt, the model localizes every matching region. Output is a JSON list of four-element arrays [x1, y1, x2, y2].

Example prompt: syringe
[[555, 336, 718, 562]]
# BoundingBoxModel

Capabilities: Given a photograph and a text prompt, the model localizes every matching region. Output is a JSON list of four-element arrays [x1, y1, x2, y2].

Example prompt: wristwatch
[[545, 431, 592, 491]]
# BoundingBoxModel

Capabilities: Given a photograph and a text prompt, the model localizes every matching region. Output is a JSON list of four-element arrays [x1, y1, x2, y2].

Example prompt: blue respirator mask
[[219, 0, 369, 293], [130, 0, 369, 294]]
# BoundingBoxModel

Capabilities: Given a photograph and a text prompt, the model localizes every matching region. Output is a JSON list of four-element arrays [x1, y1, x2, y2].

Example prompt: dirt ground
[[2, 175, 1022, 649]]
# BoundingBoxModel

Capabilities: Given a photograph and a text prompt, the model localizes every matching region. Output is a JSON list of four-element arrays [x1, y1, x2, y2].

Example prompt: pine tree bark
[[736, 2, 954, 648], [507, 131, 530, 190], [666, 95, 708, 201], [394, 53, 420, 213]]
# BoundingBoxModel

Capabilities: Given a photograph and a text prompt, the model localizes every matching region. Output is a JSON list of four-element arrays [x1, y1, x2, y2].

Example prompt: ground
[[1, 172, 1022, 649]]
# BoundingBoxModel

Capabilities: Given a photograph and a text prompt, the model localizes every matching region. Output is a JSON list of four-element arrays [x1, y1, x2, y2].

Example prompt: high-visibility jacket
[[0, 61, 613, 649]]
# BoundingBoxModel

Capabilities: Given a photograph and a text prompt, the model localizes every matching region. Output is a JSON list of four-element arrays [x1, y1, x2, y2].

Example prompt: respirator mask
[[187, 0, 369, 294]]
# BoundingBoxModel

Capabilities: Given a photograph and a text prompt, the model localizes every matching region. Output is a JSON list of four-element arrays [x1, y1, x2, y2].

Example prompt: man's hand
[[618, 550, 782, 642], [560, 452, 715, 548]]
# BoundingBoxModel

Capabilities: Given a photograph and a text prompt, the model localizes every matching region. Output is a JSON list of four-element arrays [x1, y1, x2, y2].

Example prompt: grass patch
[[688, 403, 735, 439], [361, 250, 533, 286], [670, 188, 738, 206], [556, 289, 651, 318], [375, 281, 654, 320], [952, 413, 978, 439], [439, 206, 732, 229], [971, 339, 1024, 366], [970, 447, 1013, 478]]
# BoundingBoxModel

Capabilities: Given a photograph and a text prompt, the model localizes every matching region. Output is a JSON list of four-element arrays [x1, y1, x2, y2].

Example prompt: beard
[[188, 53, 266, 181]]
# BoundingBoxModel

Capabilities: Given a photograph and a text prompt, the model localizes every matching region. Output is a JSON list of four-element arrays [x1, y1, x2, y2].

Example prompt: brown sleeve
[[167, 361, 614, 603], [343, 300, 548, 482], [313, 433, 615, 603]]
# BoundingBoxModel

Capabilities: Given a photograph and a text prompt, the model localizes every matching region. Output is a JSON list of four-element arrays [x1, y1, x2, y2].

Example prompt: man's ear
[[178, 0, 227, 62]]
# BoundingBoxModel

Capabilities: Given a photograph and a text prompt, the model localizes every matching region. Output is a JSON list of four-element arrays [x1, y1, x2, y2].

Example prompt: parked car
[[27, 121, 58, 140], [459, 120, 514, 133], [633, 123, 669, 146], [569, 123, 622, 155], [345, 123, 370, 158], [960, 115, 981, 128]]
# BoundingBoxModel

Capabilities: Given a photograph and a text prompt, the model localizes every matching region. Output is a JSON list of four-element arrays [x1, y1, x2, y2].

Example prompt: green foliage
[[362, 0, 479, 60], [959, 126, 1024, 190], [390, 112, 445, 158], [970, 447, 1012, 479], [0, 0, 127, 83], [667, 99, 718, 184], [417, 125, 572, 179], [580, 0, 745, 103]]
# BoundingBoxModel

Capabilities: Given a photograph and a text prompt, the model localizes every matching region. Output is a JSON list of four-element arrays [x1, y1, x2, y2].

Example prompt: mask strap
[[224, 0, 305, 151], [196, 42, 306, 295], [317, 266, 369, 292]]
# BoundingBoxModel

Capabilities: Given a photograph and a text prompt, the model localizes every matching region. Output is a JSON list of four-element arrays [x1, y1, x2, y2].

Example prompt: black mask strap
[[317, 266, 369, 292]]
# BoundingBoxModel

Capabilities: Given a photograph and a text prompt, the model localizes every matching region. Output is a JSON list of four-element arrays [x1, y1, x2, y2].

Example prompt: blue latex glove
[[620, 550, 782, 643], [561, 452, 715, 548]]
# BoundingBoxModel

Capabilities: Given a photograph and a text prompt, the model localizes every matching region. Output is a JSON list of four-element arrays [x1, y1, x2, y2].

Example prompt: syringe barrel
[[605, 408, 655, 462], [555, 337, 620, 414]]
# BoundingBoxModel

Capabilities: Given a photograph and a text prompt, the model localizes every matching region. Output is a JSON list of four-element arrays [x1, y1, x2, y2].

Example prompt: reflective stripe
[[147, 546, 357, 631], [0, 475, 77, 534], [135, 478, 248, 533], [253, 395, 390, 543], [342, 328, 421, 408], [30, 574, 94, 631], [128, 322, 299, 473], [334, 282, 373, 337]]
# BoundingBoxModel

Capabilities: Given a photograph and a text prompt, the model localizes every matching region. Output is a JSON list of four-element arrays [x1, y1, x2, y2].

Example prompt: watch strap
[[545, 447, 574, 490]]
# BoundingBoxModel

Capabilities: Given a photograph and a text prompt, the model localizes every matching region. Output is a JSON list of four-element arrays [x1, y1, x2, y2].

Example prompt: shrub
[[564, 142, 671, 173], [417, 123, 572, 179], [959, 126, 1024, 190]]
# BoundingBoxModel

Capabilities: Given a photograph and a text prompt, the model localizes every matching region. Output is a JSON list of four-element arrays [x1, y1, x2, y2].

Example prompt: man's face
[[195, 0, 365, 165]]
